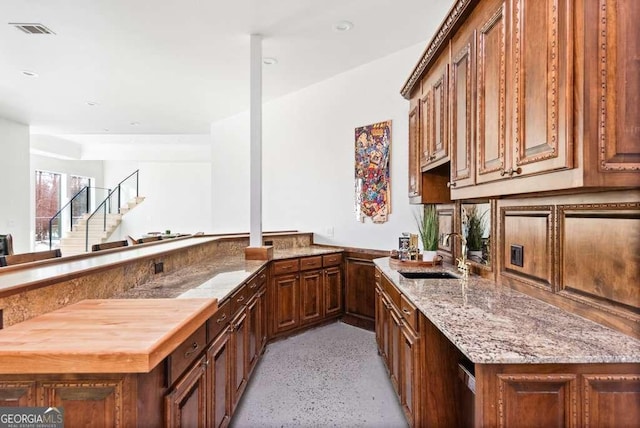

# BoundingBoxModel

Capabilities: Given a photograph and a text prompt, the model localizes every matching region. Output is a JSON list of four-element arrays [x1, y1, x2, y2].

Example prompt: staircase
[[59, 196, 145, 256]]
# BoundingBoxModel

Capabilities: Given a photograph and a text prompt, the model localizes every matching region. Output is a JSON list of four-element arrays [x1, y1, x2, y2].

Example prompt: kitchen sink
[[399, 271, 458, 279]]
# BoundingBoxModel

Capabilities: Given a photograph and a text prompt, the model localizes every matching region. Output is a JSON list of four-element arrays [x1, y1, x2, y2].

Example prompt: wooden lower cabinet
[[230, 308, 248, 413], [207, 329, 231, 428], [273, 272, 299, 334], [375, 268, 640, 427], [165, 355, 208, 428], [324, 266, 342, 316], [344, 255, 377, 330], [271, 253, 344, 338]]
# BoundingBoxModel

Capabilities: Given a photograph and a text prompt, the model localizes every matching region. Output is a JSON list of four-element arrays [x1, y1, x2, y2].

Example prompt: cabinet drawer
[[322, 253, 342, 267], [300, 256, 322, 271], [207, 300, 230, 340], [230, 285, 248, 316], [273, 259, 299, 275], [400, 294, 418, 332], [381, 273, 401, 308], [168, 324, 207, 385]]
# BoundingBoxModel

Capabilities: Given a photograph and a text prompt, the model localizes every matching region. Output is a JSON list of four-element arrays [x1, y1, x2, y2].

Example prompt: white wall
[[0, 117, 31, 252], [103, 160, 212, 239], [211, 42, 426, 250]]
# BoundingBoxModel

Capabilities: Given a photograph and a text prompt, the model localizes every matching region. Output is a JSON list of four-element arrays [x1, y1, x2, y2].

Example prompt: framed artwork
[[355, 120, 391, 223]]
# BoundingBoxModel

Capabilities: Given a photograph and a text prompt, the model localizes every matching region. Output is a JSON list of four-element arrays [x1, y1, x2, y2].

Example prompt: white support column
[[249, 34, 263, 248]]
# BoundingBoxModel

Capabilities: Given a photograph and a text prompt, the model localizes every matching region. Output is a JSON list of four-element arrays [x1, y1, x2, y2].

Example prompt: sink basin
[[399, 271, 458, 279]]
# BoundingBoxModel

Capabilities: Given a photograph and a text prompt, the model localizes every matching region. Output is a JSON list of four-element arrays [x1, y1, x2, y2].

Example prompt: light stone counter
[[114, 246, 343, 302], [374, 257, 640, 364]]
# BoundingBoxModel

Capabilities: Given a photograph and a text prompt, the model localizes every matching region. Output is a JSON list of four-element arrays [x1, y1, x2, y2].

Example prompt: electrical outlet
[[264, 240, 273, 246], [154, 261, 164, 274], [326, 227, 334, 238], [510, 245, 524, 267]]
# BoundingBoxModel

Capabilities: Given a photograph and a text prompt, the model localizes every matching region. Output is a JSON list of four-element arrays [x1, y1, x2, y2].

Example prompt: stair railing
[[84, 170, 139, 252], [48, 186, 112, 249]]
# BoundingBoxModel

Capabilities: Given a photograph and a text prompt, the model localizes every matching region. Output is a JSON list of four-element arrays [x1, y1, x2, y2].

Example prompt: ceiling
[[0, 0, 454, 135]]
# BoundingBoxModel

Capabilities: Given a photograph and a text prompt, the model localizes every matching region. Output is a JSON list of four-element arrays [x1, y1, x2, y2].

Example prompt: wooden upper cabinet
[[476, 3, 508, 184], [584, 0, 640, 185], [449, 32, 476, 189], [511, 0, 573, 176], [408, 101, 421, 198], [420, 61, 449, 170]]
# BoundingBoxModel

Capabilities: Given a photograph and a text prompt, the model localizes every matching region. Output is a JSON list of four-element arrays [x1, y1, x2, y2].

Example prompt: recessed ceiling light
[[333, 20, 354, 32], [103, 128, 110, 132], [263, 57, 278, 66], [22, 70, 39, 77], [130, 121, 140, 126], [87, 101, 99, 106]]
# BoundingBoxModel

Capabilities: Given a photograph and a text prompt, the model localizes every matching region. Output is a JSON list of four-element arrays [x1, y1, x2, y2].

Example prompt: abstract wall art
[[355, 120, 391, 223]]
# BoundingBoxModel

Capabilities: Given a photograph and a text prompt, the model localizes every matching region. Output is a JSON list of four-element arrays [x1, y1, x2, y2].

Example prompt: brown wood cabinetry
[[403, 0, 640, 199], [408, 102, 421, 198], [207, 329, 231, 428], [343, 253, 378, 330], [230, 308, 248, 412], [420, 59, 449, 170], [375, 267, 640, 427], [165, 355, 208, 427], [374, 268, 421, 425], [270, 253, 344, 338]]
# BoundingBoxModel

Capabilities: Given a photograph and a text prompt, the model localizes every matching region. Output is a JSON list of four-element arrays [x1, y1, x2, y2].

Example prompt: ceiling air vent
[[9, 23, 55, 35]]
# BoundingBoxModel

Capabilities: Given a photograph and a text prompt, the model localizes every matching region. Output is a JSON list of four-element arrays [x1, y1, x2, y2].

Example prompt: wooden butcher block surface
[[0, 298, 218, 374]]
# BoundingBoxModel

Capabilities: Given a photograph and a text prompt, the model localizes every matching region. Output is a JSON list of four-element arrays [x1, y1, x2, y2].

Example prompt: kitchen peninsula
[[0, 232, 638, 427]]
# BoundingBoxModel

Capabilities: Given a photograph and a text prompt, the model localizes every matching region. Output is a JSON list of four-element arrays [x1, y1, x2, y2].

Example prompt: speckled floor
[[230, 322, 408, 428]]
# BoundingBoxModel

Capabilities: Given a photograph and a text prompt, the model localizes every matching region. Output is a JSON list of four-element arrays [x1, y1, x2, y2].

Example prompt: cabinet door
[[584, 0, 640, 179], [408, 103, 421, 198], [257, 286, 268, 356], [450, 32, 476, 189], [207, 330, 231, 428], [300, 269, 323, 325], [230, 310, 248, 412], [246, 293, 261, 374], [374, 284, 383, 352], [476, 3, 508, 184], [324, 266, 343, 317], [273, 273, 299, 334], [165, 357, 208, 428], [380, 294, 391, 368], [511, 0, 573, 176], [389, 307, 402, 395], [0, 381, 35, 407], [345, 257, 376, 328], [421, 64, 449, 169], [400, 324, 419, 426], [40, 378, 129, 428]]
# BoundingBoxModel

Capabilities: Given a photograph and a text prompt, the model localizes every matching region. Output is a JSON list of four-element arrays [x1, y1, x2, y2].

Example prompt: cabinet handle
[[216, 313, 227, 324], [402, 308, 412, 315], [184, 342, 200, 358], [429, 154, 437, 160], [500, 167, 523, 177], [447, 181, 457, 188], [237, 296, 245, 303], [260, 274, 266, 280], [202, 359, 209, 368], [250, 282, 258, 289]]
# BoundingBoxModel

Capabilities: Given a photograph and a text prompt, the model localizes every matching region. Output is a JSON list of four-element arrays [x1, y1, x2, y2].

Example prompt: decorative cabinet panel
[[343, 255, 376, 330], [408, 102, 421, 198], [0, 381, 35, 407], [420, 62, 449, 169], [583, 0, 640, 184], [449, 32, 476, 189], [476, 3, 508, 184], [510, 0, 573, 177], [582, 374, 640, 426], [400, 321, 419, 426]]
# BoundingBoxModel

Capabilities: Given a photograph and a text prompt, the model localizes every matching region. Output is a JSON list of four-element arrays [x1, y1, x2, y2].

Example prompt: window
[[35, 170, 62, 248]]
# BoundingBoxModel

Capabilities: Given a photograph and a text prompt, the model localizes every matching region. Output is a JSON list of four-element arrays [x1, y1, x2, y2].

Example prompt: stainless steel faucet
[[443, 232, 470, 278]]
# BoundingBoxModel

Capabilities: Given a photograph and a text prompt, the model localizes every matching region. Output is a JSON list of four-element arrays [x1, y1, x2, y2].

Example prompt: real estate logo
[[0, 407, 63, 428]]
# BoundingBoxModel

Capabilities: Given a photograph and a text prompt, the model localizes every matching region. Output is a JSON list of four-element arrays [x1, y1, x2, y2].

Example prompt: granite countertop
[[273, 246, 343, 260], [374, 257, 640, 365], [113, 245, 344, 301]]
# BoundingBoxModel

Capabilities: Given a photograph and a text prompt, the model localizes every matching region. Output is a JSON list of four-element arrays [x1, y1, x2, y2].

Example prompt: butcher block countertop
[[0, 298, 218, 374]]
